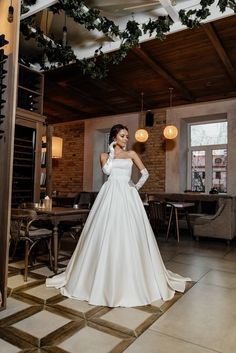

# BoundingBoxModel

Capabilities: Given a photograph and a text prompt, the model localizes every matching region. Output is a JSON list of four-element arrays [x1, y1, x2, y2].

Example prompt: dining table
[[166, 201, 195, 242], [36, 207, 90, 273]]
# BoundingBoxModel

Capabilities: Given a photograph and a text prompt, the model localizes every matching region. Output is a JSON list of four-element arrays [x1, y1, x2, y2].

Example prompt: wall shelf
[[17, 64, 44, 115]]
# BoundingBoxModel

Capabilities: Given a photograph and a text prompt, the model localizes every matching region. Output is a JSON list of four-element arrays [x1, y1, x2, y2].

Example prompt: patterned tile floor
[[1, 235, 236, 353]]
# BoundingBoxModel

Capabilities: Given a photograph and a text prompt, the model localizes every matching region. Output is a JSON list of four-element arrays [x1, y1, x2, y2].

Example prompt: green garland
[[20, 0, 236, 78]]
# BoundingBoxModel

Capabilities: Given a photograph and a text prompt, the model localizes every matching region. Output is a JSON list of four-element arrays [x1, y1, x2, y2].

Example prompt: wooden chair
[[10, 208, 53, 281], [58, 192, 91, 242], [148, 200, 174, 239]]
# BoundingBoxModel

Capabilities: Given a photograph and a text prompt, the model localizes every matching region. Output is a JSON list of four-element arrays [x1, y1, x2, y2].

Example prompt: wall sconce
[[163, 88, 178, 140], [135, 92, 149, 143], [42, 136, 63, 159], [52, 136, 63, 158]]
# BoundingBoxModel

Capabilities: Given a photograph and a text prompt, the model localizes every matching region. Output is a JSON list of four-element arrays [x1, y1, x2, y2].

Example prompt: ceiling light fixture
[[135, 92, 149, 143], [8, 0, 14, 23], [62, 12, 67, 48], [163, 87, 178, 140]]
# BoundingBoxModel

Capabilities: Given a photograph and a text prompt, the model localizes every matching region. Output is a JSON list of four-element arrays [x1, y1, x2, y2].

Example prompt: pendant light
[[62, 12, 67, 48], [135, 92, 149, 143], [163, 88, 178, 140], [8, 0, 14, 23]]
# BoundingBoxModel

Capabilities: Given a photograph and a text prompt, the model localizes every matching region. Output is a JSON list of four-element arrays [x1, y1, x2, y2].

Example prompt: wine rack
[[12, 124, 36, 207], [17, 64, 44, 114], [0, 34, 8, 140]]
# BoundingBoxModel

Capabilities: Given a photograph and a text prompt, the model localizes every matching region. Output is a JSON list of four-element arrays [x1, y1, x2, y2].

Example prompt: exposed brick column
[[137, 111, 166, 193], [52, 121, 85, 195]]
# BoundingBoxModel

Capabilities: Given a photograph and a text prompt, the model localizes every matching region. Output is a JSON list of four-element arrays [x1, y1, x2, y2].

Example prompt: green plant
[[20, 0, 236, 78]]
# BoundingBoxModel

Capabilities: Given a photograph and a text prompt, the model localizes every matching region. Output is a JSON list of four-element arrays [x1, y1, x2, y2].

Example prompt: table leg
[[53, 224, 59, 273], [174, 208, 180, 242], [166, 206, 173, 241]]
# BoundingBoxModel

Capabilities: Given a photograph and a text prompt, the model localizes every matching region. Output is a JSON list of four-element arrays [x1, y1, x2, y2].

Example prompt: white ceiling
[[20, 0, 234, 60]]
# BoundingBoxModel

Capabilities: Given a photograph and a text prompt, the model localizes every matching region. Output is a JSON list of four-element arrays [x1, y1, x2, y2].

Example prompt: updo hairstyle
[[108, 124, 128, 145]]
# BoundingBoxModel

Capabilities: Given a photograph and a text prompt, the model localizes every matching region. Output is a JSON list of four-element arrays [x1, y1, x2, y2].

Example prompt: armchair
[[193, 198, 234, 243]]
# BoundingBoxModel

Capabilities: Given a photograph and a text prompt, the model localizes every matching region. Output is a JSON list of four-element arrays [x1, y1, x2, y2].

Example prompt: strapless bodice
[[109, 159, 133, 180]]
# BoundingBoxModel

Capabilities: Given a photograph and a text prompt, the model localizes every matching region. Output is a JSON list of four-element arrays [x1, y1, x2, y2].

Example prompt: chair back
[[148, 201, 174, 236], [74, 192, 92, 209], [10, 209, 37, 241]]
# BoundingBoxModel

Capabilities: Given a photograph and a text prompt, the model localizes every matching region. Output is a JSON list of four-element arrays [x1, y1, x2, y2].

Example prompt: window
[[188, 121, 227, 193]]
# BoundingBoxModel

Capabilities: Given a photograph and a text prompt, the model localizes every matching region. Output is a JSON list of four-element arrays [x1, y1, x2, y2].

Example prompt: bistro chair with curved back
[[58, 192, 91, 243], [148, 200, 175, 239], [10, 208, 53, 281]]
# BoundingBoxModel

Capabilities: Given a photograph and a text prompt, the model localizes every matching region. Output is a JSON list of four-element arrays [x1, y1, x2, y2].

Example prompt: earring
[[123, 146, 126, 151]]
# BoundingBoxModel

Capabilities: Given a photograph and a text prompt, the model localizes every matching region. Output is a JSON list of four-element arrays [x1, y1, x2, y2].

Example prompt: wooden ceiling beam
[[203, 23, 236, 88], [159, 0, 179, 22], [85, 77, 140, 109], [132, 47, 194, 102], [21, 0, 58, 20], [105, 75, 141, 105], [44, 97, 91, 118], [58, 81, 118, 114]]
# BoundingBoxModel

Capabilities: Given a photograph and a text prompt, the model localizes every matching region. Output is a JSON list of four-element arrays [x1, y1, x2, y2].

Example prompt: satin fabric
[[46, 159, 190, 307]]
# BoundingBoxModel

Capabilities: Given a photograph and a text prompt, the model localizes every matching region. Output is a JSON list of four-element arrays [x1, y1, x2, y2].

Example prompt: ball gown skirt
[[46, 159, 191, 307]]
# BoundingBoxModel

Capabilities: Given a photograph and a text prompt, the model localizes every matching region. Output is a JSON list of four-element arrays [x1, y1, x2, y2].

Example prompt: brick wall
[[52, 121, 85, 195], [136, 111, 166, 193], [51, 110, 166, 194]]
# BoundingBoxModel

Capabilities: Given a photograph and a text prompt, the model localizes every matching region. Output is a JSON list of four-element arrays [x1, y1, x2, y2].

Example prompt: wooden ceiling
[[44, 14, 236, 124]]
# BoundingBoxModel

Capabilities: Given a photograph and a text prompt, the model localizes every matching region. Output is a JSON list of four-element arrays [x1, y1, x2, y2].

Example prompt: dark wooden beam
[[58, 81, 118, 114], [44, 97, 91, 118], [203, 23, 236, 88], [132, 47, 194, 102]]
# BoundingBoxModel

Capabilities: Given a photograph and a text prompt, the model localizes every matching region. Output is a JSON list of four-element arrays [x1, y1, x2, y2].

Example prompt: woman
[[46, 124, 190, 307]]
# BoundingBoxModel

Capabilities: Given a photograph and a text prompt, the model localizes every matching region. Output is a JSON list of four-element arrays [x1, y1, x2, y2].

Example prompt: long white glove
[[135, 168, 149, 190], [102, 141, 116, 176]]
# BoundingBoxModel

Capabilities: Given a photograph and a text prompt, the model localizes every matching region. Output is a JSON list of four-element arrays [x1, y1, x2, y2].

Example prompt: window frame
[[187, 119, 228, 194]]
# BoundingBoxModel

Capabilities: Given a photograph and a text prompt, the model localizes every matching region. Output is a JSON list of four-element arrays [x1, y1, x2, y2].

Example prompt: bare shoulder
[[127, 150, 145, 170], [127, 150, 139, 159]]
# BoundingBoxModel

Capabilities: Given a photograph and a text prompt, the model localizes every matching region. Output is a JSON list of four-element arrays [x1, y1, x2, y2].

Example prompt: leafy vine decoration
[[20, 0, 236, 78]]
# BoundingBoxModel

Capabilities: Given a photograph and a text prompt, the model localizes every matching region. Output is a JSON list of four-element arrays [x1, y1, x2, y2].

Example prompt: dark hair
[[108, 124, 128, 145]]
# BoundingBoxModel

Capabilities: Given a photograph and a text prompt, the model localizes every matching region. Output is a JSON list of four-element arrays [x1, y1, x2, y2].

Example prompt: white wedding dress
[[46, 159, 190, 307]]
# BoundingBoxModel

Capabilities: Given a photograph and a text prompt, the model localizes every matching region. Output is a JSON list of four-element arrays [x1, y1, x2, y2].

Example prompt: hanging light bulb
[[62, 12, 67, 48], [135, 92, 149, 143], [163, 88, 178, 140], [163, 125, 178, 139], [8, 1, 14, 23]]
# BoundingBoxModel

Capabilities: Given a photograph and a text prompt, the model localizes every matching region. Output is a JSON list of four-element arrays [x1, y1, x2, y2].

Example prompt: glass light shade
[[163, 125, 178, 139], [42, 136, 63, 158], [135, 129, 149, 143]]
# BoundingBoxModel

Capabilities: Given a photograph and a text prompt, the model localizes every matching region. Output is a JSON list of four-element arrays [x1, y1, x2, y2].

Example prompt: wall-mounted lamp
[[135, 92, 149, 143], [42, 136, 63, 159], [52, 136, 63, 158], [163, 88, 178, 140]]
